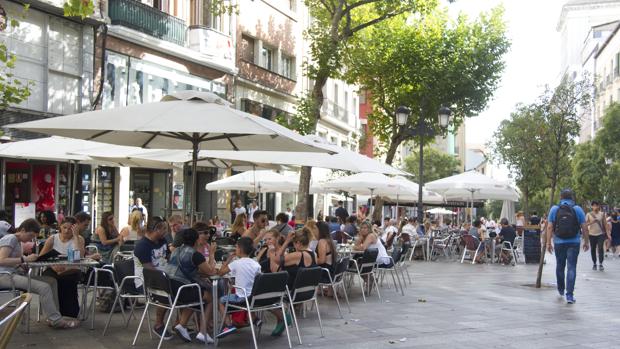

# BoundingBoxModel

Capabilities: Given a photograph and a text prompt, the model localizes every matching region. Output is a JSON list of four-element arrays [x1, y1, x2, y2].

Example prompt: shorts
[[220, 293, 247, 305]]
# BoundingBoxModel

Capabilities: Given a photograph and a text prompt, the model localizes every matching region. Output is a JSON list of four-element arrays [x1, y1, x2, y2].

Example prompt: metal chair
[[318, 257, 351, 318], [80, 264, 115, 329], [0, 293, 31, 349], [460, 234, 481, 264], [132, 269, 205, 349], [376, 245, 407, 296], [345, 249, 381, 303], [286, 267, 324, 344], [500, 241, 519, 266], [219, 272, 292, 349], [512, 236, 523, 263], [102, 258, 146, 336]]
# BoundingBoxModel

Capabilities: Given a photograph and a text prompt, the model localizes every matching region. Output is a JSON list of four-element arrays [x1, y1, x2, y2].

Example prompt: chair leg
[[331, 284, 343, 319], [461, 249, 467, 263], [246, 310, 259, 349], [357, 274, 366, 303], [314, 298, 324, 338], [157, 307, 175, 349], [339, 281, 352, 313], [281, 304, 293, 349], [472, 249, 479, 265], [289, 303, 303, 345], [132, 303, 149, 346], [102, 292, 122, 336], [389, 270, 399, 294], [372, 272, 381, 300]]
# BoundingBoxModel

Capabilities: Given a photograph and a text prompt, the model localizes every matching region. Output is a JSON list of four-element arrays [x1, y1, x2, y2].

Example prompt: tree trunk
[[370, 139, 400, 221], [535, 179, 557, 288], [372, 196, 383, 222]]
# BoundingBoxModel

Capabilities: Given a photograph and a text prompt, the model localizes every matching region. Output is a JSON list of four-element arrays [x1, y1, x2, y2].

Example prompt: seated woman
[[94, 211, 124, 264], [164, 228, 217, 344], [39, 216, 86, 318], [269, 228, 317, 336], [353, 221, 392, 268], [304, 219, 320, 252], [120, 210, 144, 242], [316, 221, 337, 283], [228, 213, 246, 243], [255, 228, 284, 273], [0, 218, 79, 328]]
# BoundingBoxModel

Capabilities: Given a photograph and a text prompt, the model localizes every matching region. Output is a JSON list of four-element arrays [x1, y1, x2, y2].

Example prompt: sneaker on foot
[[174, 324, 192, 342], [217, 325, 237, 338], [271, 322, 285, 337], [558, 290, 565, 297], [566, 295, 576, 304], [599, 264, 604, 271], [196, 332, 215, 344], [592, 264, 597, 270], [152, 325, 173, 340]]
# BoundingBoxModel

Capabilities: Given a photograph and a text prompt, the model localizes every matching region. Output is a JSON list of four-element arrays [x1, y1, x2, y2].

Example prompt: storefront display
[[95, 167, 115, 225]]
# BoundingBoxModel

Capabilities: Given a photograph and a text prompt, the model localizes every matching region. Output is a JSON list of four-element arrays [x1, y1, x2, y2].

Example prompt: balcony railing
[[321, 100, 349, 124], [108, 0, 187, 47]]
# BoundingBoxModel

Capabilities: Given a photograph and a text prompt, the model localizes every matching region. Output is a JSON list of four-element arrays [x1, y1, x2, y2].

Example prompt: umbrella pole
[[369, 188, 374, 220], [396, 194, 399, 221], [70, 160, 79, 214], [189, 136, 199, 226]]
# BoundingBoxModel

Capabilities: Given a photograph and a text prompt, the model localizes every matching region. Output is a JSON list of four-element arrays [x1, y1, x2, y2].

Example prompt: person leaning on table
[[0, 218, 79, 329]]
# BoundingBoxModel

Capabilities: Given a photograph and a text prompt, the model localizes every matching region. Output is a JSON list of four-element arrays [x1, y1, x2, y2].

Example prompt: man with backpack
[[546, 189, 589, 304]]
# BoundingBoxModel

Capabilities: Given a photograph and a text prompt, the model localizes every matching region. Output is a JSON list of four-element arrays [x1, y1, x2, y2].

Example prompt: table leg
[[213, 279, 218, 347], [491, 240, 496, 264]]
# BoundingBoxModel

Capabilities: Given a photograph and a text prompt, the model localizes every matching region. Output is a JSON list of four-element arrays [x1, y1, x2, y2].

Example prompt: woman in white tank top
[[121, 210, 144, 241], [354, 221, 392, 266]]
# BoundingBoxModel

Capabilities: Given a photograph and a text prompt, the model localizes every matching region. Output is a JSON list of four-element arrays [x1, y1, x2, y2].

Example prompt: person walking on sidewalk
[[586, 201, 609, 271], [546, 189, 589, 304]]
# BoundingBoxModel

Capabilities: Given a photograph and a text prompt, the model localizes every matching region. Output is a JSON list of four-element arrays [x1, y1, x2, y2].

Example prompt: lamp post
[[396, 105, 451, 220]]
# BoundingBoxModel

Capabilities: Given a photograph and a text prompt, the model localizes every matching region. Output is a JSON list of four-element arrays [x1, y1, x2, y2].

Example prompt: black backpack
[[553, 204, 580, 239]]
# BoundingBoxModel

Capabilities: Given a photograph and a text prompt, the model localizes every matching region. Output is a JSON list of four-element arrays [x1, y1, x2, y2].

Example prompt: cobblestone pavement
[[9, 251, 620, 348]]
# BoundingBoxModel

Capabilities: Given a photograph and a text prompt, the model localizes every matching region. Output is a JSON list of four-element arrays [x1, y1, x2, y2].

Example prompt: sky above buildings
[[447, 0, 566, 179]]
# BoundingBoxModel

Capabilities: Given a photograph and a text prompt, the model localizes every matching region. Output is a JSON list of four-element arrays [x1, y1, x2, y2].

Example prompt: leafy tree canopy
[[403, 147, 460, 183]]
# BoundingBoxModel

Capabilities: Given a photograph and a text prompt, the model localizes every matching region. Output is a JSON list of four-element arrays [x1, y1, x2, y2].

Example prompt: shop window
[[241, 35, 255, 63]]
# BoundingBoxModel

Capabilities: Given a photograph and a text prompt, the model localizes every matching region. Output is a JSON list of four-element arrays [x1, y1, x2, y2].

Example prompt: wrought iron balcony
[[108, 0, 187, 47]]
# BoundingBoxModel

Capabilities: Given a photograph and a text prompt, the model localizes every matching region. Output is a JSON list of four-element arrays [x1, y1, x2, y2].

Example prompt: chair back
[[114, 258, 141, 295], [290, 267, 321, 303], [333, 257, 350, 282], [393, 244, 409, 264], [143, 268, 173, 305], [249, 272, 288, 308], [461, 234, 478, 251], [0, 293, 31, 349], [501, 241, 514, 251], [359, 248, 378, 274]]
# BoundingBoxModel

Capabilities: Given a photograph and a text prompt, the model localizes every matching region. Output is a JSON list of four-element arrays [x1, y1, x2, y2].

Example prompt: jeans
[[555, 243, 580, 297], [589, 235, 605, 265]]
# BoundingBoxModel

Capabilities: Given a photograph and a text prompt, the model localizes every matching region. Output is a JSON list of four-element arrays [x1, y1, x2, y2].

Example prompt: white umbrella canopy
[[200, 135, 406, 175], [426, 207, 456, 215], [7, 91, 332, 223], [0, 136, 163, 167], [384, 176, 445, 204], [425, 171, 520, 201], [205, 170, 298, 193]]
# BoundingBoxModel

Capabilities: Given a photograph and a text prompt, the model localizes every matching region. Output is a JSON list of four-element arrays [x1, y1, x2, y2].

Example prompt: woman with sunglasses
[[94, 211, 124, 263]]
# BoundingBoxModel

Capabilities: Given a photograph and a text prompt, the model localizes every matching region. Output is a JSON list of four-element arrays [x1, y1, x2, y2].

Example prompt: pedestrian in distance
[[586, 200, 609, 271], [546, 189, 589, 304]]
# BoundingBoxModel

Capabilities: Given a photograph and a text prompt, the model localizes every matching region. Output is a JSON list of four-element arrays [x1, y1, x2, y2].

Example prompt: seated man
[[0, 218, 79, 328], [495, 218, 517, 264]]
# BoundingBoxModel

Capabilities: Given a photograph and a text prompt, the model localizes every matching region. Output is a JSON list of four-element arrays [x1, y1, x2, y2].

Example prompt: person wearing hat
[[172, 190, 181, 209], [546, 189, 589, 304], [586, 200, 609, 271]]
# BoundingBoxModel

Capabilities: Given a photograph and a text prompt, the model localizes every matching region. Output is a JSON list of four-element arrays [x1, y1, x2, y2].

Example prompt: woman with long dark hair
[[95, 211, 124, 263]]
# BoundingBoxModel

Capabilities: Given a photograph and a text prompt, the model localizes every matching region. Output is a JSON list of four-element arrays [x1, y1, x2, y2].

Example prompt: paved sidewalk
[[9, 251, 620, 348]]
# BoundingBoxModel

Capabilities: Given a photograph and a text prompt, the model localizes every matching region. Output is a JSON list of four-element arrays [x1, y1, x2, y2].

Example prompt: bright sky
[[446, 0, 566, 180]]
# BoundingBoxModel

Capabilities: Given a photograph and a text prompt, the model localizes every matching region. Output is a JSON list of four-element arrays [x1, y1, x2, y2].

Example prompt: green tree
[[344, 8, 509, 165], [572, 141, 606, 203], [0, 5, 31, 109], [590, 103, 620, 206], [490, 104, 546, 219], [288, 0, 439, 220], [403, 147, 460, 183]]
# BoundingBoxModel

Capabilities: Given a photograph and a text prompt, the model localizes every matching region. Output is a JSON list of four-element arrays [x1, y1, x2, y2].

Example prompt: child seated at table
[[216, 237, 261, 338]]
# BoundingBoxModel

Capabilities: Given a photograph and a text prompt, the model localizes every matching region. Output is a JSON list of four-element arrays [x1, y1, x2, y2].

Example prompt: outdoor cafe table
[[25, 258, 100, 330]]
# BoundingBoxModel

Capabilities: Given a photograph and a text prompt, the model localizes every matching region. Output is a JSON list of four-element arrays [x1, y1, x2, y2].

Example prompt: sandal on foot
[[49, 318, 80, 329]]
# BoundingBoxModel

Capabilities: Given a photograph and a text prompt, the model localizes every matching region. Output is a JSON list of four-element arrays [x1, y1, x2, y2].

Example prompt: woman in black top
[[316, 221, 336, 281]]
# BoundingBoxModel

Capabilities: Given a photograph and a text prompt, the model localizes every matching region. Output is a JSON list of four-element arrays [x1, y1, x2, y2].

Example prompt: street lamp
[[396, 105, 452, 221]]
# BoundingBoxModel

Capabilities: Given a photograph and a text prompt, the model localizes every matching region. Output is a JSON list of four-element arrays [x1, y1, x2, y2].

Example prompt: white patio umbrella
[[319, 172, 414, 214], [206, 170, 298, 193], [426, 207, 456, 215], [200, 135, 406, 175], [426, 171, 519, 222], [7, 91, 332, 223], [500, 200, 516, 224]]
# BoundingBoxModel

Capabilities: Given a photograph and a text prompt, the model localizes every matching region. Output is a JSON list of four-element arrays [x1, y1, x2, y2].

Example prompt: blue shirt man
[[546, 189, 589, 304]]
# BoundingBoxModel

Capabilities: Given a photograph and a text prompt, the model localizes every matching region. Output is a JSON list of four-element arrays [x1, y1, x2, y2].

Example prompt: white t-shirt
[[248, 206, 258, 223], [234, 207, 247, 218], [382, 226, 398, 242], [229, 257, 261, 298], [401, 223, 415, 236]]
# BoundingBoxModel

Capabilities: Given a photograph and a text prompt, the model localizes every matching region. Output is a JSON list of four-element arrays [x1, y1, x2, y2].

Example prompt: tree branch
[[349, 9, 407, 35], [318, 0, 335, 15], [344, 0, 377, 12]]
